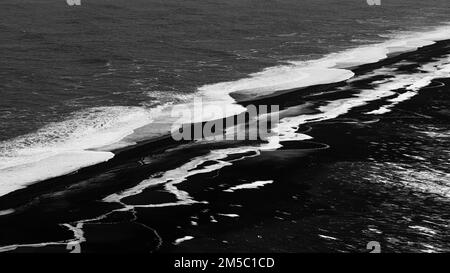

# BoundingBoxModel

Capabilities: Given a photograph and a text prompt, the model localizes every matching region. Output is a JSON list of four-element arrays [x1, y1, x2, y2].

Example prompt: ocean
[[0, 0, 449, 253]]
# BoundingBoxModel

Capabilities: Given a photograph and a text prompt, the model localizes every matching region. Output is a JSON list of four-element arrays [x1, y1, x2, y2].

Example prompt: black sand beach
[[0, 40, 449, 253]]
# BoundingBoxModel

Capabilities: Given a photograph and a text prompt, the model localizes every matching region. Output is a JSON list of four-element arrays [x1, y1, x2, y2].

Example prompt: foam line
[[224, 180, 273, 192], [0, 151, 114, 197]]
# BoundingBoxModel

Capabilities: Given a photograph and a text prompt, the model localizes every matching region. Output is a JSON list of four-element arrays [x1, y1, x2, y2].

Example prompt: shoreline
[[1, 38, 450, 210], [2, 25, 450, 196]]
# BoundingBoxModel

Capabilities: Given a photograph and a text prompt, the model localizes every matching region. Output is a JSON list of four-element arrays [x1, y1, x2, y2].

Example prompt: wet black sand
[[165, 79, 450, 253], [0, 41, 449, 253]]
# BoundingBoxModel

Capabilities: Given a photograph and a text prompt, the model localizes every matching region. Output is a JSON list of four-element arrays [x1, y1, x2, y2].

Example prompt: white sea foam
[[200, 67, 355, 102], [0, 151, 114, 197], [217, 213, 240, 218], [0, 106, 163, 196], [318, 234, 338, 241], [0, 223, 85, 253], [224, 180, 273, 192], [174, 236, 194, 245]]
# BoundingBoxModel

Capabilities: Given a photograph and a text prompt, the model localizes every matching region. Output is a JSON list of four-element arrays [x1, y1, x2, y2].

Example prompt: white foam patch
[[0, 223, 85, 253], [224, 180, 273, 192], [441, 64, 450, 73], [202, 67, 354, 102], [0, 209, 15, 216], [103, 146, 262, 207], [0, 106, 162, 196], [319, 234, 338, 241], [174, 236, 194, 245], [0, 151, 114, 197], [217, 213, 240, 218], [367, 107, 391, 115], [0, 106, 158, 167]]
